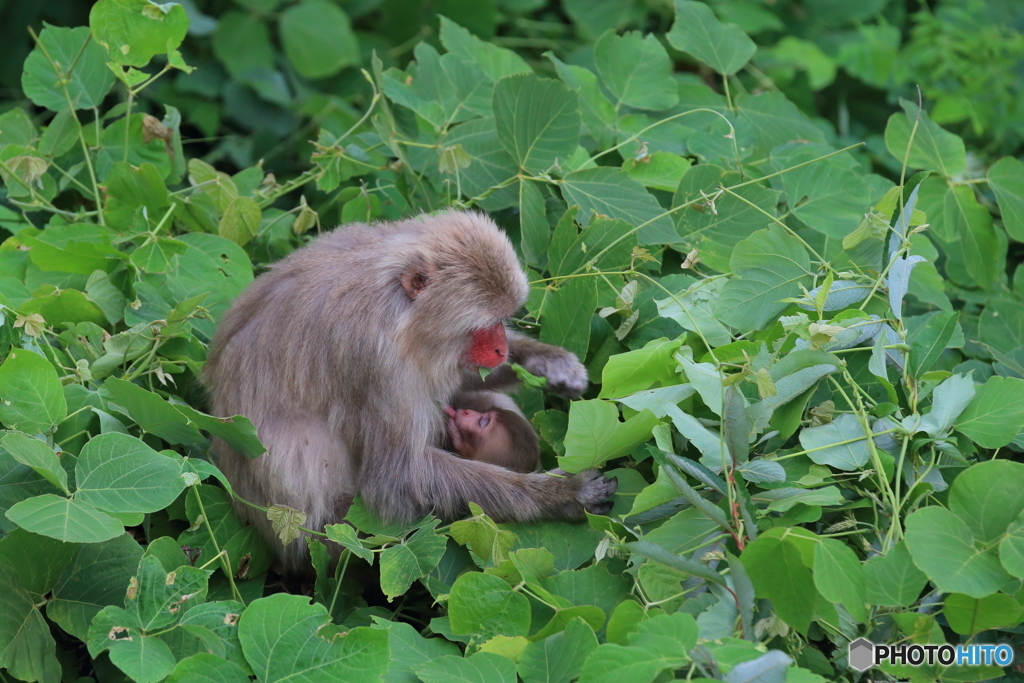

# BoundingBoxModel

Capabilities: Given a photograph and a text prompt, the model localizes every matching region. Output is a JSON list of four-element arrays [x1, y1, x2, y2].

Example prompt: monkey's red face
[[464, 321, 508, 368]]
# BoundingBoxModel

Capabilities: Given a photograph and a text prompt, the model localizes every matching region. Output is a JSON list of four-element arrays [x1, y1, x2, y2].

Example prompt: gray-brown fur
[[203, 211, 616, 571]]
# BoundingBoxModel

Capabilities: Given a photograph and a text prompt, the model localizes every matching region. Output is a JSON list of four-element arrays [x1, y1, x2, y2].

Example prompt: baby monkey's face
[[444, 405, 501, 457]]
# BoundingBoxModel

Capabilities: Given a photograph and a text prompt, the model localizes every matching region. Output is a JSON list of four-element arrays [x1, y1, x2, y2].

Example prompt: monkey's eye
[[478, 415, 491, 428]]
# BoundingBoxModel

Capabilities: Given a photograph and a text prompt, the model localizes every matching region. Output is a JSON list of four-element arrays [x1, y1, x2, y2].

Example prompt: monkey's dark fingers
[[585, 499, 614, 516], [522, 354, 589, 398], [575, 470, 617, 515]]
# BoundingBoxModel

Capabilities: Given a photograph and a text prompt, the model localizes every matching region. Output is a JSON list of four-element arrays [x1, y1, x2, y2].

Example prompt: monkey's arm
[[396, 447, 615, 521], [464, 330, 589, 398]]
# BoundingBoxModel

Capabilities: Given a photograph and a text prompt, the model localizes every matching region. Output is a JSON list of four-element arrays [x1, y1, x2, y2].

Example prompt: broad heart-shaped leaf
[[736, 91, 825, 157], [863, 541, 928, 608], [87, 605, 176, 683], [124, 555, 211, 632], [89, 0, 189, 67], [378, 518, 447, 600], [884, 99, 966, 178], [674, 165, 781, 273], [944, 593, 1024, 636], [577, 612, 697, 683], [655, 277, 732, 347], [559, 400, 660, 472], [955, 376, 1024, 448], [21, 24, 115, 111], [219, 197, 262, 247], [48, 533, 144, 641], [714, 226, 810, 330], [771, 142, 872, 239], [519, 179, 549, 267], [518, 616, 598, 683], [493, 73, 580, 174], [177, 485, 273, 579], [988, 156, 1024, 241], [240, 594, 389, 683], [560, 167, 679, 245], [1000, 508, 1024, 579], [539, 275, 597, 360], [548, 55, 616, 149], [103, 377, 203, 445], [949, 461, 1024, 546], [371, 620, 460, 683], [442, 117, 520, 211], [798, 414, 870, 471], [0, 348, 67, 434], [439, 16, 530, 83], [594, 31, 678, 111], [918, 372, 975, 438], [418, 652, 517, 683], [6, 494, 123, 543], [622, 153, 691, 193], [917, 178, 999, 289], [667, 0, 756, 75], [738, 533, 815, 634], [166, 653, 250, 683], [279, 0, 358, 79], [1, 432, 68, 495], [599, 338, 682, 399], [813, 538, 868, 623], [448, 572, 531, 638], [75, 432, 186, 513], [0, 563, 62, 683], [904, 506, 1009, 598]]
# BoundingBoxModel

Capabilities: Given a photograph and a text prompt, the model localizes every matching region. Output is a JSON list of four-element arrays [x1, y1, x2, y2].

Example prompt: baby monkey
[[443, 391, 540, 473]]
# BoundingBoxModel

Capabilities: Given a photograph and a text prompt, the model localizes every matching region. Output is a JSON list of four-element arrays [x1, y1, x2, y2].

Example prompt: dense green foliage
[[3, 0, 1024, 681]]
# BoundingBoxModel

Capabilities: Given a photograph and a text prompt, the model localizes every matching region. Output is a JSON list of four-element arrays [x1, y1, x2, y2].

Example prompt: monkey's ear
[[400, 257, 434, 300]]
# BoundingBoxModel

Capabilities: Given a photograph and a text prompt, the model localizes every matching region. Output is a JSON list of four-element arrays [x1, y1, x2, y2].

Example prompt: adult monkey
[[204, 211, 617, 571]]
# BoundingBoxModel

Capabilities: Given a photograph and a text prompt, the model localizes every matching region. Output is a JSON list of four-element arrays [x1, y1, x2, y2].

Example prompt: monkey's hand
[[519, 350, 589, 399], [549, 468, 617, 516]]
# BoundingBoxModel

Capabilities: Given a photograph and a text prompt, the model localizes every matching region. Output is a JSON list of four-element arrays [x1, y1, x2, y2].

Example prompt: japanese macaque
[[444, 391, 540, 473], [204, 211, 616, 571]]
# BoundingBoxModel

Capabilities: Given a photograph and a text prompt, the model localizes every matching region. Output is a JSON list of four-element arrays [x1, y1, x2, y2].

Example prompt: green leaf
[[0, 528, 75, 597], [38, 109, 82, 157], [655, 278, 732, 347], [884, 99, 966, 178], [90, 0, 189, 67], [622, 153, 691, 193], [736, 92, 825, 156], [378, 519, 447, 601], [239, 593, 389, 683], [949, 460, 1024, 547], [667, 0, 757, 76], [6, 494, 123, 543], [813, 538, 867, 623], [177, 486, 272, 579], [0, 563, 62, 683], [439, 17, 530, 82], [371, 620, 460, 682], [493, 73, 580, 174], [418, 652, 517, 683], [1000, 508, 1024, 580], [166, 653, 250, 683], [519, 179, 549, 267], [547, 55, 616, 149], [21, 25, 115, 111], [87, 606, 177, 683], [797, 414, 870, 472], [739, 533, 816, 634], [559, 400, 659, 472], [917, 177, 999, 288], [905, 310, 958, 378], [1, 432, 68, 495], [218, 197, 262, 247], [324, 524, 374, 563], [771, 143, 872, 239], [904, 506, 1008, 598], [448, 572, 531, 638], [212, 11, 275, 83], [577, 612, 697, 683], [715, 227, 810, 330], [988, 156, 1024, 241], [443, 118, 519, 211], [104, 161, 170, 232], [956, 377, 1024, 449], [0, 349, 68, 433], [75, 432, 187, 513], [599, 338, 682, 399], [279, 0, 359, 80], [863, 542, 928, 608], [674, 165, 780, 272], [539, 275, 597, 360], [126, 555, 210, 631], [944, 593, 1024, 636], [560, 167, 679, 245], [518, 617, 598, 683], [594, 31, 678, 111], [47, 533, 144, 641]]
